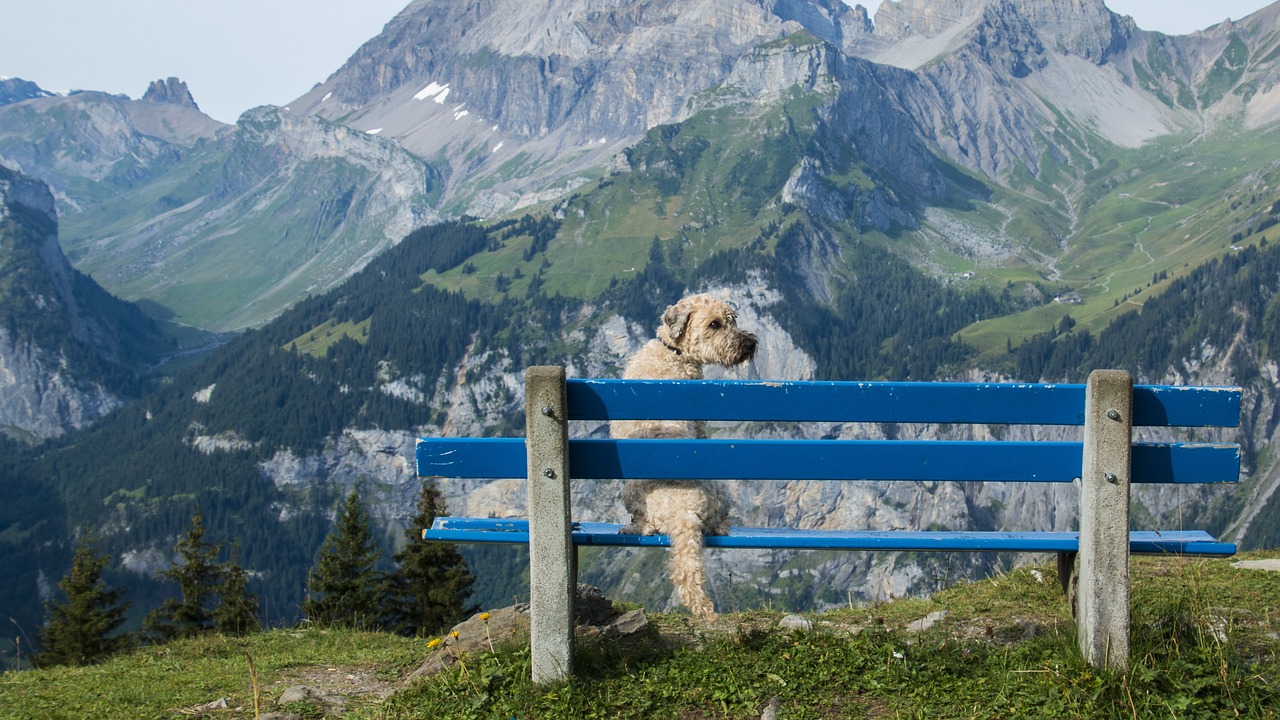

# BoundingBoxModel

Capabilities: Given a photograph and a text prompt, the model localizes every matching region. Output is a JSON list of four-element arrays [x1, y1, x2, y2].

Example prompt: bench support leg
[[1056, 551, 1078, 617], [1078, 369, 1132, 671], [526, 366, 575, 684]]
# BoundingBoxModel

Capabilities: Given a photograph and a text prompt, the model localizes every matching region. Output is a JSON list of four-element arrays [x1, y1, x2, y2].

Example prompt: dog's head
[[658, 294, 757, 367]]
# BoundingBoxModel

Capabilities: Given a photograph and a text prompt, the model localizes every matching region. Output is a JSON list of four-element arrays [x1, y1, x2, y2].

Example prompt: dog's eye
[[708, 320, 722, 329]]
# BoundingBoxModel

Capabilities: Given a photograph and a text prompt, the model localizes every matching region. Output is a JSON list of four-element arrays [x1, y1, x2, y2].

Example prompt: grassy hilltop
[[3, 551, 1277, 719]]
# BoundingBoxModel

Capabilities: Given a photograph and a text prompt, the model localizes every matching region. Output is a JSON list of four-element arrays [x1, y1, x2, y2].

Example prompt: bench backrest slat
[[416, 437, 1240, 484], [566, 379, 1241, 427]]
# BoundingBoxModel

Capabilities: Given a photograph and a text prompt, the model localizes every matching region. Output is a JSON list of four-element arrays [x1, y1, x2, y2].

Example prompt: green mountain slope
[[0, 94, 441, 331], [53, 107, 442, 331]]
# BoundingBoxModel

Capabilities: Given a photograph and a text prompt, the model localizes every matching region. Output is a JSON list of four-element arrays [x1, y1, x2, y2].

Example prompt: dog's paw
[[620, 515, 661, 535]]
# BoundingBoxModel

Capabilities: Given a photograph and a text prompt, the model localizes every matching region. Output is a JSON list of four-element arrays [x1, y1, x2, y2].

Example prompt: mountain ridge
[[4, 3, 1280, 331], [0, 92, 440, 330]]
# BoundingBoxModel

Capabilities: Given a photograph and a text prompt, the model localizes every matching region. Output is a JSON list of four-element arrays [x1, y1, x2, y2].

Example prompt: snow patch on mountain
[[414, 81, 450, 101]]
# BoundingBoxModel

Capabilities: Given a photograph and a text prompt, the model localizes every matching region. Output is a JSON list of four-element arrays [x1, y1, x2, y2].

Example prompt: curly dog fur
[[611, 294, 757, 621]]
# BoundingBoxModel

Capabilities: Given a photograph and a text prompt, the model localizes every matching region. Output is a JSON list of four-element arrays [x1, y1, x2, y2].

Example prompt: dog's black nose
[[742, 333, 758, 359]]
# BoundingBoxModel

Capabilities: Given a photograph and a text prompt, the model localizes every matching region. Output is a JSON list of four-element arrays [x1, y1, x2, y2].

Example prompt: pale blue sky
[[1, 0, 1274, 124]]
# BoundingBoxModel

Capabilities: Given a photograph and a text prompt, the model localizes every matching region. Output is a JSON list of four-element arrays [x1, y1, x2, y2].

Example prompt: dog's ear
[[662, 302, 690, 340]]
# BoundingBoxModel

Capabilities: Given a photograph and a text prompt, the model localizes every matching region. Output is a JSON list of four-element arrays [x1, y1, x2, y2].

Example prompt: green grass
[[285, 318, 372, 357], [0, 629, 421, 720], [956, 124, 1280, 356], [6, 552, 1277, 719]]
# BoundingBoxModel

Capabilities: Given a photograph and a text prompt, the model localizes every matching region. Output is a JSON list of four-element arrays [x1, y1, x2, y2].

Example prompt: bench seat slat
[[416, 437, 1240, 484], [424, 518, 1235, 556], [567, 379, 1242, 428]]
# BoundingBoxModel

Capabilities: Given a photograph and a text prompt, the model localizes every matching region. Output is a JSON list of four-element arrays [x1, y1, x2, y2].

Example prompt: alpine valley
[[3, 0, 1280, 642]]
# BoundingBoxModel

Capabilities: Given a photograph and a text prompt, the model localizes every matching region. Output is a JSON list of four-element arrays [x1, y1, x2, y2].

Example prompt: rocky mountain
[[0, 80, 441, 330], [0, 82, 225, 205], [0, 165, 169, 442], [141, 77, 200, 110], [60, 106, 442, 330], [854, 0, 1280, 181], [291, 0, 860, 215], [0, 77, 54, 107]]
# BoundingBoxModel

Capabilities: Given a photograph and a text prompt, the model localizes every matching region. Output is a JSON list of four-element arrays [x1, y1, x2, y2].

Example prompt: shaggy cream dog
[[611, 294, 757, 621]]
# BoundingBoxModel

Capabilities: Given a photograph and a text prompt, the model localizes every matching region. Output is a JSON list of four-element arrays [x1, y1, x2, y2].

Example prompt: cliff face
[[0, 328, 123, 441], [304, 0, 798, 136], [0, 166, 163, 441], [142, 77, 200, 110]]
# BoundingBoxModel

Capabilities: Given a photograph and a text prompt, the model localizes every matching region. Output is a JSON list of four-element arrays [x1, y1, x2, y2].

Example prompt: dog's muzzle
[[734, 332, 758, 365]]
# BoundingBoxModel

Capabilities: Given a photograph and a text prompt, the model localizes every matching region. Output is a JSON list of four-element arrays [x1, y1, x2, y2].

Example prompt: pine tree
[[144, 510, 223, 641], [212, 546, 260, 635], [303, 489, 388, 629], [36, 532, 132, 667], [387, 480, 476, 636]]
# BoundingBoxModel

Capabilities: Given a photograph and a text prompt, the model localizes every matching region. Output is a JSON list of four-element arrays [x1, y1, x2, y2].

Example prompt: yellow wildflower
[[480, 612, 491, 621], [426, 637, 442, 649]]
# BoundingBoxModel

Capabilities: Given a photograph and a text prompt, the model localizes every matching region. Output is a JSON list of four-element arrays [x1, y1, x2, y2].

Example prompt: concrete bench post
[[1078, 369, 1133, 670], [525, 366, 574, 684]]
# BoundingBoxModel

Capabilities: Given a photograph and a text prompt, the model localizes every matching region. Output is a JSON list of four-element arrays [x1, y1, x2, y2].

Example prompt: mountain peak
[[868, 0, 1129, 64], [0, 162, 55, 220], [0, 76, 54, 107], [142, 77, 199, 110]]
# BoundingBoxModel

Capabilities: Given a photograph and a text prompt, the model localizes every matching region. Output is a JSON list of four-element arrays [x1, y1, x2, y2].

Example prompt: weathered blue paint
[[424, 518, 1235, 556], [416, 437, 1240, 484], [564, 379, 1241, 427]]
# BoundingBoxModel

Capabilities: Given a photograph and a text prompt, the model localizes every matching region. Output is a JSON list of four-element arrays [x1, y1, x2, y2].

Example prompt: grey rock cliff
[[0, 168, 124, 440], [0, 77, 54, 107], [142, 77, 200, 110], [0, 328, 122, 441]]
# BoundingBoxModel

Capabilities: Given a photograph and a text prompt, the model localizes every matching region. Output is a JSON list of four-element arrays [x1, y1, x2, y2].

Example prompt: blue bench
[[418, 367, 1240, 681]]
